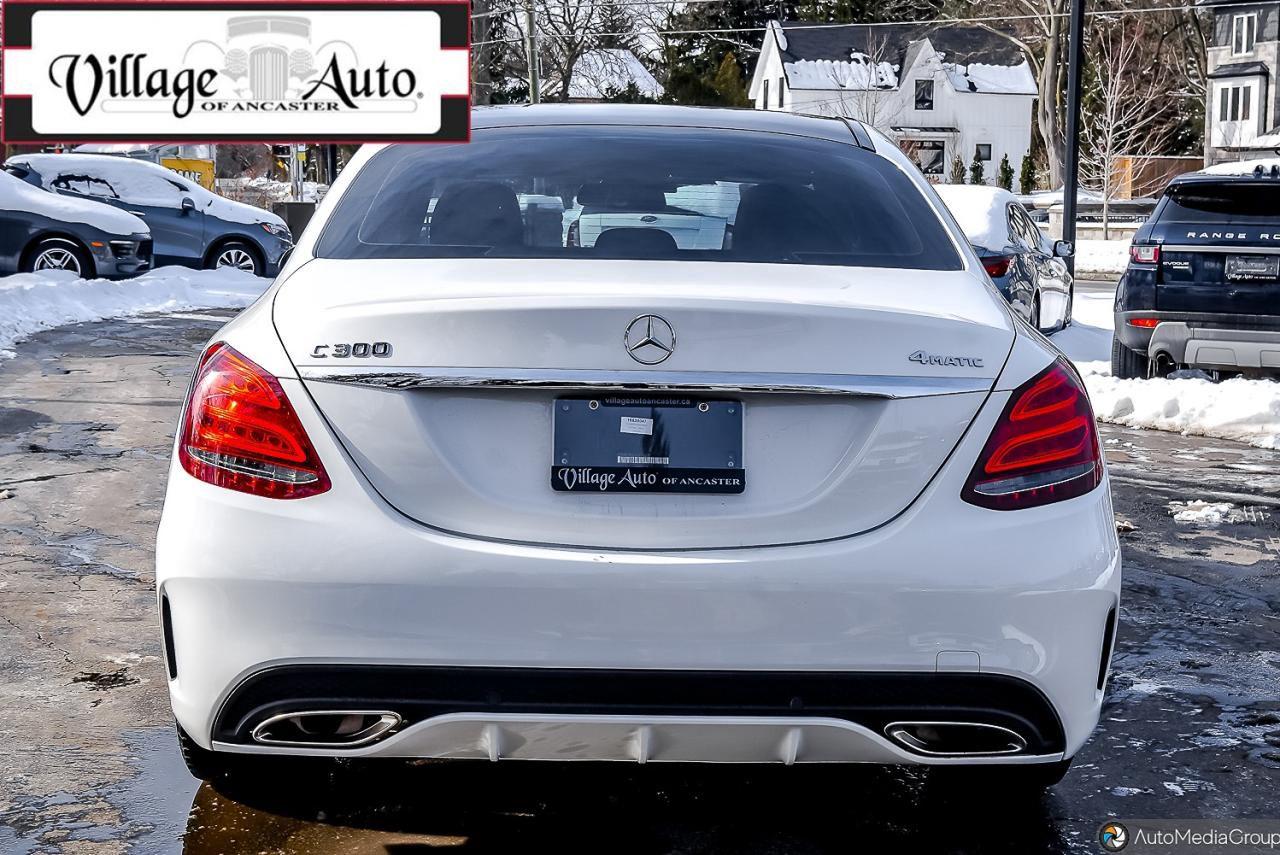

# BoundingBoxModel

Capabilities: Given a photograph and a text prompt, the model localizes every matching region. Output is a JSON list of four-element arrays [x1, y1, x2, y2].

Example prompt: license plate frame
[[551, 396, 745, 494], [1225, 254, 1279, 281]]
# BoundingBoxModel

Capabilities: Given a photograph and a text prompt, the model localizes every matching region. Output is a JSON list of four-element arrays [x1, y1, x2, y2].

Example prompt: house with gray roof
[[748, 21, 1037, 183], [1200, 1, 1280, 163]]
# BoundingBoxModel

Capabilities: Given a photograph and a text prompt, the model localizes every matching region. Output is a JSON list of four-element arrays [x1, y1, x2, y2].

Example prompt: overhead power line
[[473, 2, 1209, 46]]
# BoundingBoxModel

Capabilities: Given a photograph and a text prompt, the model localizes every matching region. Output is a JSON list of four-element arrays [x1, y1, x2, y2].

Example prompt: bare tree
[[807, 31, 904, 131], [506, 0, 609, 101], [947, 0, 1071, 187], [1079, 19, 1178, 237]]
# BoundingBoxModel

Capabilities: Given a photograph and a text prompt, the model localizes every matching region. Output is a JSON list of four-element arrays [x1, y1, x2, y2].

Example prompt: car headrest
[[593, 227, 679, 257], [577, 181, 668, 211], [429, 181, 523, 247]]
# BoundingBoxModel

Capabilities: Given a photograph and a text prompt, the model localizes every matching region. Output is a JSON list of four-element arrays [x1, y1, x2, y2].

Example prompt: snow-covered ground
[[1055, 289, 1280, 451], [1074, 239, 1130, 276], [0, 267, 270, 358]]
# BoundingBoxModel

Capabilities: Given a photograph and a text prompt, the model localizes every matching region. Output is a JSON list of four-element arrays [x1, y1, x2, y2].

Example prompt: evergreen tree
[[596, 4, 639, 52], [997, 153, 1014, 191], [969, 152, 985, 185], [712, 51, 751, 107], [1019, 154, 1036, 194], [949, 155, 967, 184]]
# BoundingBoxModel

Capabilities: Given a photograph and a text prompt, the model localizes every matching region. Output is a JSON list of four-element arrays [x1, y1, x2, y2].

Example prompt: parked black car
[[936, 185, 1075, 333], [4, 154, 291, 277], [0, 170, 151, 278], [1114, 165, 1280, 378]]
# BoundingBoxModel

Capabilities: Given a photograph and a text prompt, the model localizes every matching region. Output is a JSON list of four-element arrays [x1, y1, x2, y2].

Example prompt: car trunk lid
[[275, 259, 1012, 549]]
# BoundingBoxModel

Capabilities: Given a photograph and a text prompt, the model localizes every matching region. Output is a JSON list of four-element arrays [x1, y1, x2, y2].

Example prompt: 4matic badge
[[908, 350, 985, 369]]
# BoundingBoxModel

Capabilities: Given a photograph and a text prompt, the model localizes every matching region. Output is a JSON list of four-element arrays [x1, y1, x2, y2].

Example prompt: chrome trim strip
[[1161, 244, 1280, 255], [298, 367, 992, 398]]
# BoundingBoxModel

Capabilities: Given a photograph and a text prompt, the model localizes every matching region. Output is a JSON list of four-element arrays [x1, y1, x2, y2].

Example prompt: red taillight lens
[[1126, 317, 1160, 328], [178, 343, 330, 499], [1129, 244, 1159, 264], [962, 359, 1102, 510], [980, 255, 1012, 278]]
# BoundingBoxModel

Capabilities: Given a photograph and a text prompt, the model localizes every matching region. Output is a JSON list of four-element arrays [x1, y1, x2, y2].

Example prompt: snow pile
[[1167, 501, 1246, 524], [1197, 157, 1280, 177], [785, 55, 897, 90], [0, 267, 269, 358], [933, 185, 1016, 251], [1077, 365, 1280, 450], [0, 170, 146, 235], [569, 49, 664, 100], [7, 153, 285, 228], [217, 176, 327, 206], [1054, 290, 1280, 451], [943, 60, 1036, 95], [1075, 239, 1131, 275]]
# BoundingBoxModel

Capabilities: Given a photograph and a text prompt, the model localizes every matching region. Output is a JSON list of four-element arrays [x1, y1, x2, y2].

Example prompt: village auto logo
[[0, 0, 470, 144]]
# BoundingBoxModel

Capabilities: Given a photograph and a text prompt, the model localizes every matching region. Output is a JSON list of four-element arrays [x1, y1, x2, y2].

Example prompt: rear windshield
[[315, 126, 962, 270], [1159, 182, 1280, 224]]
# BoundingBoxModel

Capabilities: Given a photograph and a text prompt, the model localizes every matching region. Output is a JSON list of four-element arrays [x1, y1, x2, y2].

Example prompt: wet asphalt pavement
[[0, 310, 1278, 855]]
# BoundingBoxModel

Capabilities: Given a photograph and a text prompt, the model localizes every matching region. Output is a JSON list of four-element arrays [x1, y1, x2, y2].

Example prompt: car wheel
[[24, 238, 92, 278], [1111, 336, 1149, 380], [208, 241, 262, 276]]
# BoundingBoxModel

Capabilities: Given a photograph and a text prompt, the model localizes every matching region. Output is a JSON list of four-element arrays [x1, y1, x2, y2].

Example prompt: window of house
[[975, 144, 993, 162], [762, 79, 769, 110], [914, 79, 934, 110], [903, 139, 945, 175], [778, 79, 785, 108], [1219, 84, 1253, 121], [1232, 13, 1257, 55]]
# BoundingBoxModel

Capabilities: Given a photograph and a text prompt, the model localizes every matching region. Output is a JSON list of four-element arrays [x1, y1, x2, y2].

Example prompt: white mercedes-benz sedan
[[156, 105, 1120, 789]]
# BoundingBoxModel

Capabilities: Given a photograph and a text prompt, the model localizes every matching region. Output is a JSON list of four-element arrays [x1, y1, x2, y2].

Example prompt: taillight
[[567, 219, 581, 248], [1129, 244, 1159, 264], [962, 359, 1102, 511], [1126, 317, 1160, 328], [980, 255, 1012, 278], [178, 343, 330, 499]]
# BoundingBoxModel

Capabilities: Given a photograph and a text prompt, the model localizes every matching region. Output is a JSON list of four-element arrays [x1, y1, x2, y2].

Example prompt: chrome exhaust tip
[[884, 721, 1027, 757], [250, 710, 402, 748]]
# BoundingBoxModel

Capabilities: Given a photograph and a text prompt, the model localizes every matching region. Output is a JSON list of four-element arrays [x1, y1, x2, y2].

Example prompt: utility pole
[[1061, 0, 1086, 277], [524, 0, 541, 104]]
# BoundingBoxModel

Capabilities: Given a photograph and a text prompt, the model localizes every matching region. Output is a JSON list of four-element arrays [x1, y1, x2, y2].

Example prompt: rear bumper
[[157, 378, 1122, 765], [1116, 310, 1280, 369], [209, 665, 1067, 763]]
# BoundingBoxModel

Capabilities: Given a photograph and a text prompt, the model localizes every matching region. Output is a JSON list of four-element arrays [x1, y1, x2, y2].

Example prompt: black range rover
[[1113, 165, 1280, 379]]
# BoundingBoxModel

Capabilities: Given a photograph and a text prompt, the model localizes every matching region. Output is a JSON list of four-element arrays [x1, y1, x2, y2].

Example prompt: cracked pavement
[[0, 311, 1278, 854]]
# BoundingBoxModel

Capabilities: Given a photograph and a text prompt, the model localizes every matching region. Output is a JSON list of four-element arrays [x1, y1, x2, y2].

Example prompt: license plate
[[1225, 254, 1279, 281], [551, 396, 744, 494]]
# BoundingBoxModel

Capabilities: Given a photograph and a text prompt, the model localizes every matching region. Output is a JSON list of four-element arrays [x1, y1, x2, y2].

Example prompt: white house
[[749, 21, 1037, 183], [568, 49, 664, 102]]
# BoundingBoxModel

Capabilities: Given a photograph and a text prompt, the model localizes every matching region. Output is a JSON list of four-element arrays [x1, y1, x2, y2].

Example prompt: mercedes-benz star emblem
[[624, 314, 676, 365]]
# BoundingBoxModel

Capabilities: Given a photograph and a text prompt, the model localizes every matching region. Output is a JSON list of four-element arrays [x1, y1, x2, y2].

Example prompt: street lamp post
[[1061, 0, 1086, 277]]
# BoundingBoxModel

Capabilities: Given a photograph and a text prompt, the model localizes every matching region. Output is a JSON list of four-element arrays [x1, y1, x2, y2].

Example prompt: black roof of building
[[1207, 61, 1270, 79], [774, 22, 1025, 69]]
